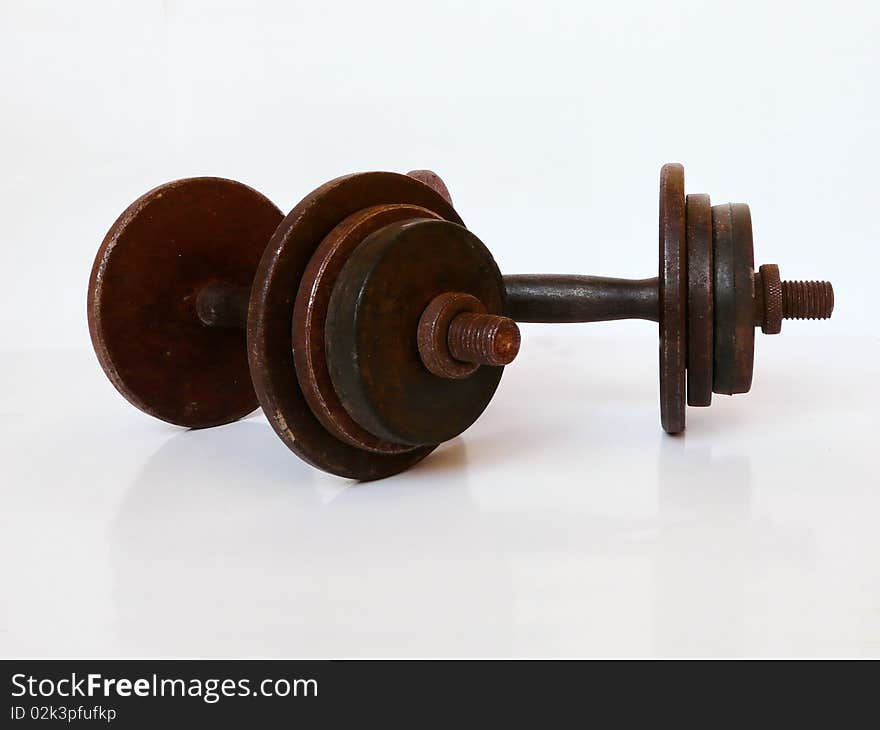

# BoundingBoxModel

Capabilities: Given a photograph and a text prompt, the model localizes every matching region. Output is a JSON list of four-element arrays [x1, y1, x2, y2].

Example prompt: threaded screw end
[[781, 280, 834, 320], [448, 312, 521, 366]]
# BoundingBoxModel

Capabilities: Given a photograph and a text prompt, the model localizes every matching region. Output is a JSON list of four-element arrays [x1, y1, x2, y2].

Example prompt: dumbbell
[[88, 164, 833, 480]]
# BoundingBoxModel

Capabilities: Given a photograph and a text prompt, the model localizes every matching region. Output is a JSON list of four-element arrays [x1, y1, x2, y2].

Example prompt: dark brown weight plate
[[712, 203, 755, 395], [659, 163, 687, 434], [293, 203, 443, 454], [248, 172, 462, 481], [686, 193, 713, 407], [406, 170, 453, 205], [326, 219, 506, 446], [88, 178, 283, 428]]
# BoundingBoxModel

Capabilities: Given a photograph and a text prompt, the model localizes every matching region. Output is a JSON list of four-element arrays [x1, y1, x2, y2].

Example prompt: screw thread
[[447, 312, 521, 366], [781, 280, 834, 320]]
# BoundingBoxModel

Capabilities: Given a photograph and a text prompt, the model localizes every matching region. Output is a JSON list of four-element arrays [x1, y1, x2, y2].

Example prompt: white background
[[1, 1, 877, 657]]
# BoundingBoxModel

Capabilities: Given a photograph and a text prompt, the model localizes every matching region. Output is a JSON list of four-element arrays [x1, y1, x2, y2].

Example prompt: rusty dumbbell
[[88, 164, 833, 480]]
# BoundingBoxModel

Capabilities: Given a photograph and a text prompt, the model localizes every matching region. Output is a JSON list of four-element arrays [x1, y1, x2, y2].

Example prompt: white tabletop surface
[[2, 331, 876, 658]]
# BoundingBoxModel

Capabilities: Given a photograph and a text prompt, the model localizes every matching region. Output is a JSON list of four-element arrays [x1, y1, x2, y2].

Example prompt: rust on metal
[[417, 292, 485, 379], [755, 263, 783, 334], [781, 280, 834, 320], [755, 264, 833, 335], [326, 219, 506, 447], [500, 165, 833, 433], [503, 275, 659, 322], [88, 177, 282, 428], [406, 169, 453, 205], [447, 311, 520, 367], [248, 172, 461, 480], [658, 163, 687, 434], [418, 292, 521, 379], [292, 203, 442, 454], [686, 193, 713, 407], [712, 203, 755, 396]]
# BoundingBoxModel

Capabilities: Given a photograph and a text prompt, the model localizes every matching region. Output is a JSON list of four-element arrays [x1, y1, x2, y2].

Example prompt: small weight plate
[[686, 193, 713, 407], [88, 178, 283, 428], [659, 163, 687, 434], [712, 203, 755, 395], [326, 219, 506, 447], [293, 203, 443, 454]]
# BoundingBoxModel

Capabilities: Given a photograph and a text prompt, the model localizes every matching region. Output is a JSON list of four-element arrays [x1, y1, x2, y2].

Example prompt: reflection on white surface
[[1, 336, 878, 657], [654, 443, 752, 656], [112, 425, 516, 657]]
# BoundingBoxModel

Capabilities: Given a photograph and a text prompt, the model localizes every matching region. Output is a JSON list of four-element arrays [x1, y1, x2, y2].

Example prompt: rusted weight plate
[[659, 163, 687, 434], [712, 203, 755, 395], [326, 219, 506, 447], [293, 203, 443, 454], [88, 178, 283, 428], [686, 193, 713, 407], [248, 172, 461, 481], [406, 170, 453, 205]]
